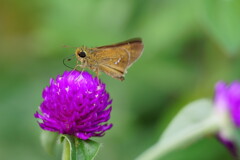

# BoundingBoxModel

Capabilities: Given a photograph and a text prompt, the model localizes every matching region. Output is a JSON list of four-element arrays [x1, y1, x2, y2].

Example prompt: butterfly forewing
[[96, 38, 143, 67], [74, 38, 143, 81], [92, 38, 143, 80], [118, 38, 143, 67]]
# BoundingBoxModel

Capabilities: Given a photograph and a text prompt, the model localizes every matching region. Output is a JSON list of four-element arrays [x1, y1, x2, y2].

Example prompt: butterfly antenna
[[63, 45, 78, 49], [63, 54, 75, 69]]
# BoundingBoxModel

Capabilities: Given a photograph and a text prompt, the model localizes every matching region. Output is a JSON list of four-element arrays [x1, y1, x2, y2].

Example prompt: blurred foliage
[[0, 0, 239, 159]]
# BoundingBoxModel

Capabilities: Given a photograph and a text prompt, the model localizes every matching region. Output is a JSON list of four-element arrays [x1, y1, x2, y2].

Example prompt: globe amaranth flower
[[34, 71, 113, 140], [214, 81, 240, 156]]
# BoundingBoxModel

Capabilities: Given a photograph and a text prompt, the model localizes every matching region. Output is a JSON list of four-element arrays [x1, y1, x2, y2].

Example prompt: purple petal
[[34, 71, 113, 140]]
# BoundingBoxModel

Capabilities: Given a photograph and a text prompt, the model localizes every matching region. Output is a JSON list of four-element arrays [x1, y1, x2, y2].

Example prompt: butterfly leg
[[70, 60, 80, 75], [95, 68, 99, 78], [74, 62, 87, 81], [78, 66, 86, 81], [70, 61, 85, 82], [95, 68, 102, 84]]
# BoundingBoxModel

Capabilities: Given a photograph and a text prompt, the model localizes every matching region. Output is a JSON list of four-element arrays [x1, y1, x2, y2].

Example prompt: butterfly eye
[[78, 51, 86, 58]]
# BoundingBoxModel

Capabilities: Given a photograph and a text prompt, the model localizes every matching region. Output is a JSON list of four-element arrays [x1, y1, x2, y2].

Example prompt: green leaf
[[136, 99, 219, 160], [40, 131, 59, 155], [62, 135, 101, 160], [160, 99, 214, 142]]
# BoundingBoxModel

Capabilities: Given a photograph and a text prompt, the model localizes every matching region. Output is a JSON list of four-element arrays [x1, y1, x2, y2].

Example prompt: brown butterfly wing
[[121, 38, 144, 68], [90, 47, 129, 80], [91, 38, 144, 80], [96, 38, 143, 67]]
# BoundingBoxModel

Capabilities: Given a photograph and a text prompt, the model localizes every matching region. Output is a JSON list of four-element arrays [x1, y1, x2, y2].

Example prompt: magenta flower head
[[34, 71, 113, 140], [214, 81, 240, 156]]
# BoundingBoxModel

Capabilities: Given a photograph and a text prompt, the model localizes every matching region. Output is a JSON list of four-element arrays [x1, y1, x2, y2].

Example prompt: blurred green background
[[1, 0, 240, 159]]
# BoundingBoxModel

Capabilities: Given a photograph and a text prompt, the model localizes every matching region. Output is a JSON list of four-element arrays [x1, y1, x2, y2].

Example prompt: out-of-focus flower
[[215, 81, 240, 127], [214, 81, 240, 156], [35, 71, 112, 140]]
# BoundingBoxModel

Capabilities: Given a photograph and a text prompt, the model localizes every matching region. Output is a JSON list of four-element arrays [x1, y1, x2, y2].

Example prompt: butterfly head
[[75, 47, 89, 64]]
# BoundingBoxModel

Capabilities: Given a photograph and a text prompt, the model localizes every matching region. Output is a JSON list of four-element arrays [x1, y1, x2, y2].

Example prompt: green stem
[[62, 138, 71, 160], [136, 115, 220, 160]]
